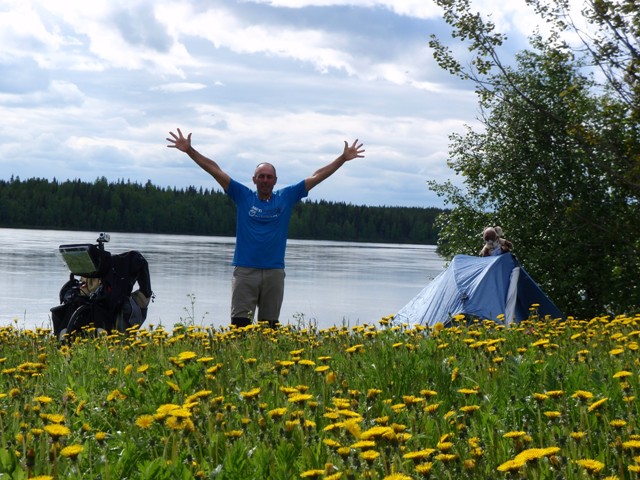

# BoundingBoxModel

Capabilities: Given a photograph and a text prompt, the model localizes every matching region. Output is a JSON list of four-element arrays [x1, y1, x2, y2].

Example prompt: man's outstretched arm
[[305, 139, 365, 192], [167, 128, 231, 191]]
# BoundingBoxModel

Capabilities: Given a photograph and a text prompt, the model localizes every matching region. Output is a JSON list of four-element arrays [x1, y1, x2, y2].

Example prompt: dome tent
[[394, 253, 563, 328]]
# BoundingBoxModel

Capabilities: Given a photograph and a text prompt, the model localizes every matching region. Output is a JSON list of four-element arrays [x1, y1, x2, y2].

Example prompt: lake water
[[0, 228, 445, 331]]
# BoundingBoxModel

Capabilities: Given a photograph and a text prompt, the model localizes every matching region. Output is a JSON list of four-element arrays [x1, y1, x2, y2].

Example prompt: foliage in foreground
[[1, 313, 640, 480]]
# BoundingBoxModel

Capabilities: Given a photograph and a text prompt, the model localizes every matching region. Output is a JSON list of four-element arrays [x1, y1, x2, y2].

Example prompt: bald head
[[255, 162, 277, 177]]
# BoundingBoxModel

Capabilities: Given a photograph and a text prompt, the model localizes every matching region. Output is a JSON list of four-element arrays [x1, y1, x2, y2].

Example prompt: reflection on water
[[0, 228, 444, 330]]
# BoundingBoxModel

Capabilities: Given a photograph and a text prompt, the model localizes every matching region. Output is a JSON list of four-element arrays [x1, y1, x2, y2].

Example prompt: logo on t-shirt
[[249, 205, 281, 219]]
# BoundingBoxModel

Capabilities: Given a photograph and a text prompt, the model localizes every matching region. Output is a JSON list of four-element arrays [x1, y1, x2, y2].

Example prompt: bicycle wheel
[[60, 304, 92, 341]]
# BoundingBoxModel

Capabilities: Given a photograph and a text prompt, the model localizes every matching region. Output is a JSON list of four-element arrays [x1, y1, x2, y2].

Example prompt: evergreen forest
[[0, 176, 441, 245]]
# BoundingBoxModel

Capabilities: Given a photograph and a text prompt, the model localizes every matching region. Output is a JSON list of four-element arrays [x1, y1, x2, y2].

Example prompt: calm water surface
[[0, 228, 444, 330]]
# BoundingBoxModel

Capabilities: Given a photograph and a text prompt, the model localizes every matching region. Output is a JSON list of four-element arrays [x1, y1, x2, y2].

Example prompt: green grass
[[1, 312, 639, 479]]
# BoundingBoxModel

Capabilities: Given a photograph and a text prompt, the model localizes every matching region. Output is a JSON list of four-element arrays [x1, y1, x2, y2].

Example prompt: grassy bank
[[1, 313, 639, 479]]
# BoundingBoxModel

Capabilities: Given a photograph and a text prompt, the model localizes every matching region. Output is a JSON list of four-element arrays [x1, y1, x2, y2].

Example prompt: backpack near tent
[[393, 253, 562, 328]]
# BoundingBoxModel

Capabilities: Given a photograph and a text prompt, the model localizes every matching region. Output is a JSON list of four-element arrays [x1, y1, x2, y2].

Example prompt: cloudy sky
[[1, 0, 549, 208]]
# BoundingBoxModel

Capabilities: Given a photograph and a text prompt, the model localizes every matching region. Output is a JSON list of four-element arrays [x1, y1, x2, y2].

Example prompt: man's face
[[253, 163, 277, 197]]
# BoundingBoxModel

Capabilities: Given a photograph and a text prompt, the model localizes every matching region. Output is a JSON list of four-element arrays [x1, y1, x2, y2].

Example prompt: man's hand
[[343, 139, 365, 161], [167, 128, 192, 152]]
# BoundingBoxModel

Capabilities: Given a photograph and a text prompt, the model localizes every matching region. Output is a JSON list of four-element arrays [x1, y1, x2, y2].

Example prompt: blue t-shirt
[[227, 178, 308, 269]]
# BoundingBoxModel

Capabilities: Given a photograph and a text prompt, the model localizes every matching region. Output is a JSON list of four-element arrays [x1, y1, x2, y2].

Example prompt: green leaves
[[427, 0, 640, 317]]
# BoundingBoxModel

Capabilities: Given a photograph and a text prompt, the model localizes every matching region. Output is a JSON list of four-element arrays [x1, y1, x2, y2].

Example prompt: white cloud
[[152, 82, 208, 93], [0, 0, 546, 208]]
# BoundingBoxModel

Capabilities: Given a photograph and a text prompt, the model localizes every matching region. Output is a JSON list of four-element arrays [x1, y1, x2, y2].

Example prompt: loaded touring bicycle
[[51, 233, 153, 341]]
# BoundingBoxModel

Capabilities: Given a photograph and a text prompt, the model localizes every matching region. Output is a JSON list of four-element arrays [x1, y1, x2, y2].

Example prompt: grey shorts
[[231, 267, 285, 322]]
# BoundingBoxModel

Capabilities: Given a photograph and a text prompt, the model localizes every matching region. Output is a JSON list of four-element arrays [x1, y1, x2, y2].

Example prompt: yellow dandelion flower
[[437, 441, 454, 451], [288, 393, 313, 404], [622, 440, 640, 450], [367, 388, 382, 399], [41, 413, 65, 424], [497, 459, 526, 472], [345, 345, 362, 354], [546, 390, 564, 398], [44, 424, 71, 439], [135, 415, 155, 429], [168, 408, 191, 418], [177, 351, 198, 362], [315, 365, 330, 373], [285, 420, 299, 432], [268, 408, 288, 419], [575, 459, 605, 474], [106, 389, 126, 402], [415, 462, 433, 474], [156, 404, 181, 418], [34, 396, 53, 404], [403, 449, 436, 461], [240, 388, 261, 400], [544, 411, 562, 419], [361, 450, 380, 462], [224, 429, 244, 438], [609, 348, 624, 356], [166, 381, 180, 392], [95, 431, 107, 442], [443, 410, 456, 421], [435, 453, 458, 462], [610, 419, 627, 428], [504, 431, 527, 439], [514, 447, 560, 463], [325, 473, 342, 480], [28, 476, 54, 480], [613, 370, 632, 379], [460, 405, 480, 413], [571, 431, 586, 441], [588, 398, 608, 412], [383, 474, 413, 480], [572, 390, 594, 401], [424, 403, 440, 414], [60, 444, 84, 459], [457, 388, 478, 395], [300, 469, 325, 478], [375, 416, 389, 425], [360, 426, 395, 440], [323, 439, 341, 448], [137, 364, 149, 373], [337, 447, 351, 457], [280, 386, 300, 395], [351, 440, 376, 449]]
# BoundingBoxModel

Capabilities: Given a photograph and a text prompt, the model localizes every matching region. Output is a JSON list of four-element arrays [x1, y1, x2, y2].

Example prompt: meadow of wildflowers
[[1, 312, 639, 479]]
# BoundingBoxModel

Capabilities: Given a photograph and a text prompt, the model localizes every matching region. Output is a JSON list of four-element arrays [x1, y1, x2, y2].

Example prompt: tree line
[[0, 176, 442, 245]]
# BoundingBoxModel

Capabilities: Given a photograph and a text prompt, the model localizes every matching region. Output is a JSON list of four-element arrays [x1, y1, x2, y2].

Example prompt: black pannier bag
[[51, 233, 153, 341]]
